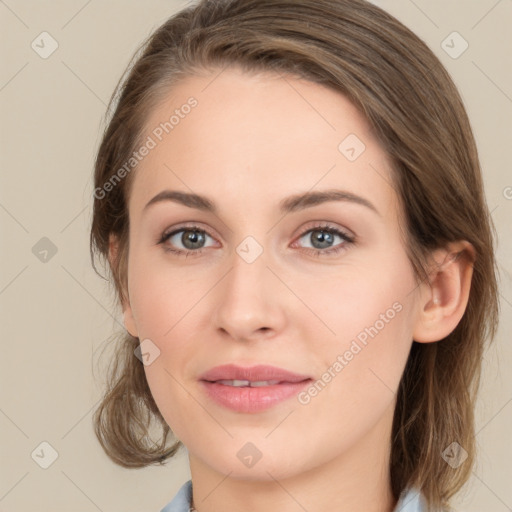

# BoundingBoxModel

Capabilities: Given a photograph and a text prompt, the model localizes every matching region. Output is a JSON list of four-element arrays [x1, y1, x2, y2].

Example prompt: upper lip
[[200, 364, 312, 383]]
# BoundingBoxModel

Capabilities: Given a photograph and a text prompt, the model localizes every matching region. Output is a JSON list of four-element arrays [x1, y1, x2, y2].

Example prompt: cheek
[[300, 249, 417, 397], [127, 250, 194, 338], [142, 358, 196, 447], [295, 250, 415, 345]]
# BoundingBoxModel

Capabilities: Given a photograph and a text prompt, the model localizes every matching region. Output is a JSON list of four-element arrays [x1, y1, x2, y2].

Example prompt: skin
[[110, 66, 474, 512]]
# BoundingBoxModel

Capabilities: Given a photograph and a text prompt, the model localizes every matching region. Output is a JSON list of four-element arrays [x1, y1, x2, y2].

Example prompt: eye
[[292, 223, 355, 257], [158, 224, 216, 257], [157, 222, 355, 258]]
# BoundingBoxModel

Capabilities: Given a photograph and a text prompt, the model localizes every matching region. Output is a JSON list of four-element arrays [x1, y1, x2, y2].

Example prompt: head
[[90, 0, 499, 510]]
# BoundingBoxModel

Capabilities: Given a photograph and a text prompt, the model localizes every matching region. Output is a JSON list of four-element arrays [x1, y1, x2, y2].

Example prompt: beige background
[[0, 1, 511, 511]]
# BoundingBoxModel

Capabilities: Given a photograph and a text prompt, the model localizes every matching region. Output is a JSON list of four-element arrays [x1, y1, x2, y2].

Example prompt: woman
[[89, 1, 499, 510]]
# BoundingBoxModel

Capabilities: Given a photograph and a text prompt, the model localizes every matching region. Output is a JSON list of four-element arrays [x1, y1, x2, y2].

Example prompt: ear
[[108, 233, 139, 338], [412, 240, 475, 343]]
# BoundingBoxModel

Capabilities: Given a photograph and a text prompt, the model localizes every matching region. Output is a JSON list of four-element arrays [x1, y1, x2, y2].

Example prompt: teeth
[[249, 380, 280, 387], [216, 379, 281, 387]]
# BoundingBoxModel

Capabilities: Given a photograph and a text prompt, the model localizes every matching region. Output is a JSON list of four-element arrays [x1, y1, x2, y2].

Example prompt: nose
[[212, 247, 288, 342]]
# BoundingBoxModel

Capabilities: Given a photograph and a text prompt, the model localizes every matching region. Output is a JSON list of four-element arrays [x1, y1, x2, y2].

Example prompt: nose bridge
[[212, 237, 286, 340]]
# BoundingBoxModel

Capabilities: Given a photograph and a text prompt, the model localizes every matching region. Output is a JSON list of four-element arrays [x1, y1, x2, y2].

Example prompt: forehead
[[129, 66, 397, 219]]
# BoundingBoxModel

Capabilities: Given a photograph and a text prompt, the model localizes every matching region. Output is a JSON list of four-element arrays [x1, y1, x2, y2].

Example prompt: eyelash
[[157, 222, 355, 258]]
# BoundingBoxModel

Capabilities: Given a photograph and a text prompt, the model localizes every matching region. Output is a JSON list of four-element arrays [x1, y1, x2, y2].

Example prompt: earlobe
[[123, 308, 139, 338], [413, 241, 475, 343]]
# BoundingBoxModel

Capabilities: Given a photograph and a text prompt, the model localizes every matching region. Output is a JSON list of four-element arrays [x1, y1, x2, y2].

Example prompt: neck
[[188, 402, 397, 512]]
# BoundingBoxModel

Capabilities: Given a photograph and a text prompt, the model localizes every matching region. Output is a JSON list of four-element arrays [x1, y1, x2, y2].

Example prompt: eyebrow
[[143, 189, 380, 216]]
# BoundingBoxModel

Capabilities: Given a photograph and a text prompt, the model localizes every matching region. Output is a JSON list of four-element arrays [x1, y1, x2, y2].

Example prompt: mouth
[[199, 364, 313, 413]]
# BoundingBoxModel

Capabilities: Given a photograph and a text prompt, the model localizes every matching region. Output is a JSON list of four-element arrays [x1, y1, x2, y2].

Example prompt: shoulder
[[160, 480, 192, 512]]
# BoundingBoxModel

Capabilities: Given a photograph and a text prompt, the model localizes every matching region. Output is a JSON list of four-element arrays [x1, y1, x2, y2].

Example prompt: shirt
[[160, 479, 428, 512]]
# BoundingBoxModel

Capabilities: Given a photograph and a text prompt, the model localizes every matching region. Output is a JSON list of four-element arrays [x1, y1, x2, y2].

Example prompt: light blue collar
[[160, 480, 428, 512], [161, 480, 192, 512], [395, 486, 428, 511]]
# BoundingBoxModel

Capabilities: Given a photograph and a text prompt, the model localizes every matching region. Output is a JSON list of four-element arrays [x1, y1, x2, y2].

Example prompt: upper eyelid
[[162, 223, 215, 240]]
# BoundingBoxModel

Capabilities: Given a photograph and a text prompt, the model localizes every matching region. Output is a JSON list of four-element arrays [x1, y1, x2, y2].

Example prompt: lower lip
[[200, 380, 312, 413]]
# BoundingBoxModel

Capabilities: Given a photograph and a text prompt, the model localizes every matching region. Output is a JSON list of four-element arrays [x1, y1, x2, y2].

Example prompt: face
[[121, 66, 424, 481]]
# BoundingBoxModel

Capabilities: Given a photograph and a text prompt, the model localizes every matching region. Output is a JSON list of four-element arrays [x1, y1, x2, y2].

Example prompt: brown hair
[[89, 0, 500, 509]]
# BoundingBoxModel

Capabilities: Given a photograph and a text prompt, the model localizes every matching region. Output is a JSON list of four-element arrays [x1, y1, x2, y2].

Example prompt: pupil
[[312, 230, 333, 249], [183, 230, 204, 249]]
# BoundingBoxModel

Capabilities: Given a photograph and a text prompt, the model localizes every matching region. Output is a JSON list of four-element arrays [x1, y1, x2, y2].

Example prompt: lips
[[199, 364, 312, 384], [199, 364, 313, 413]]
